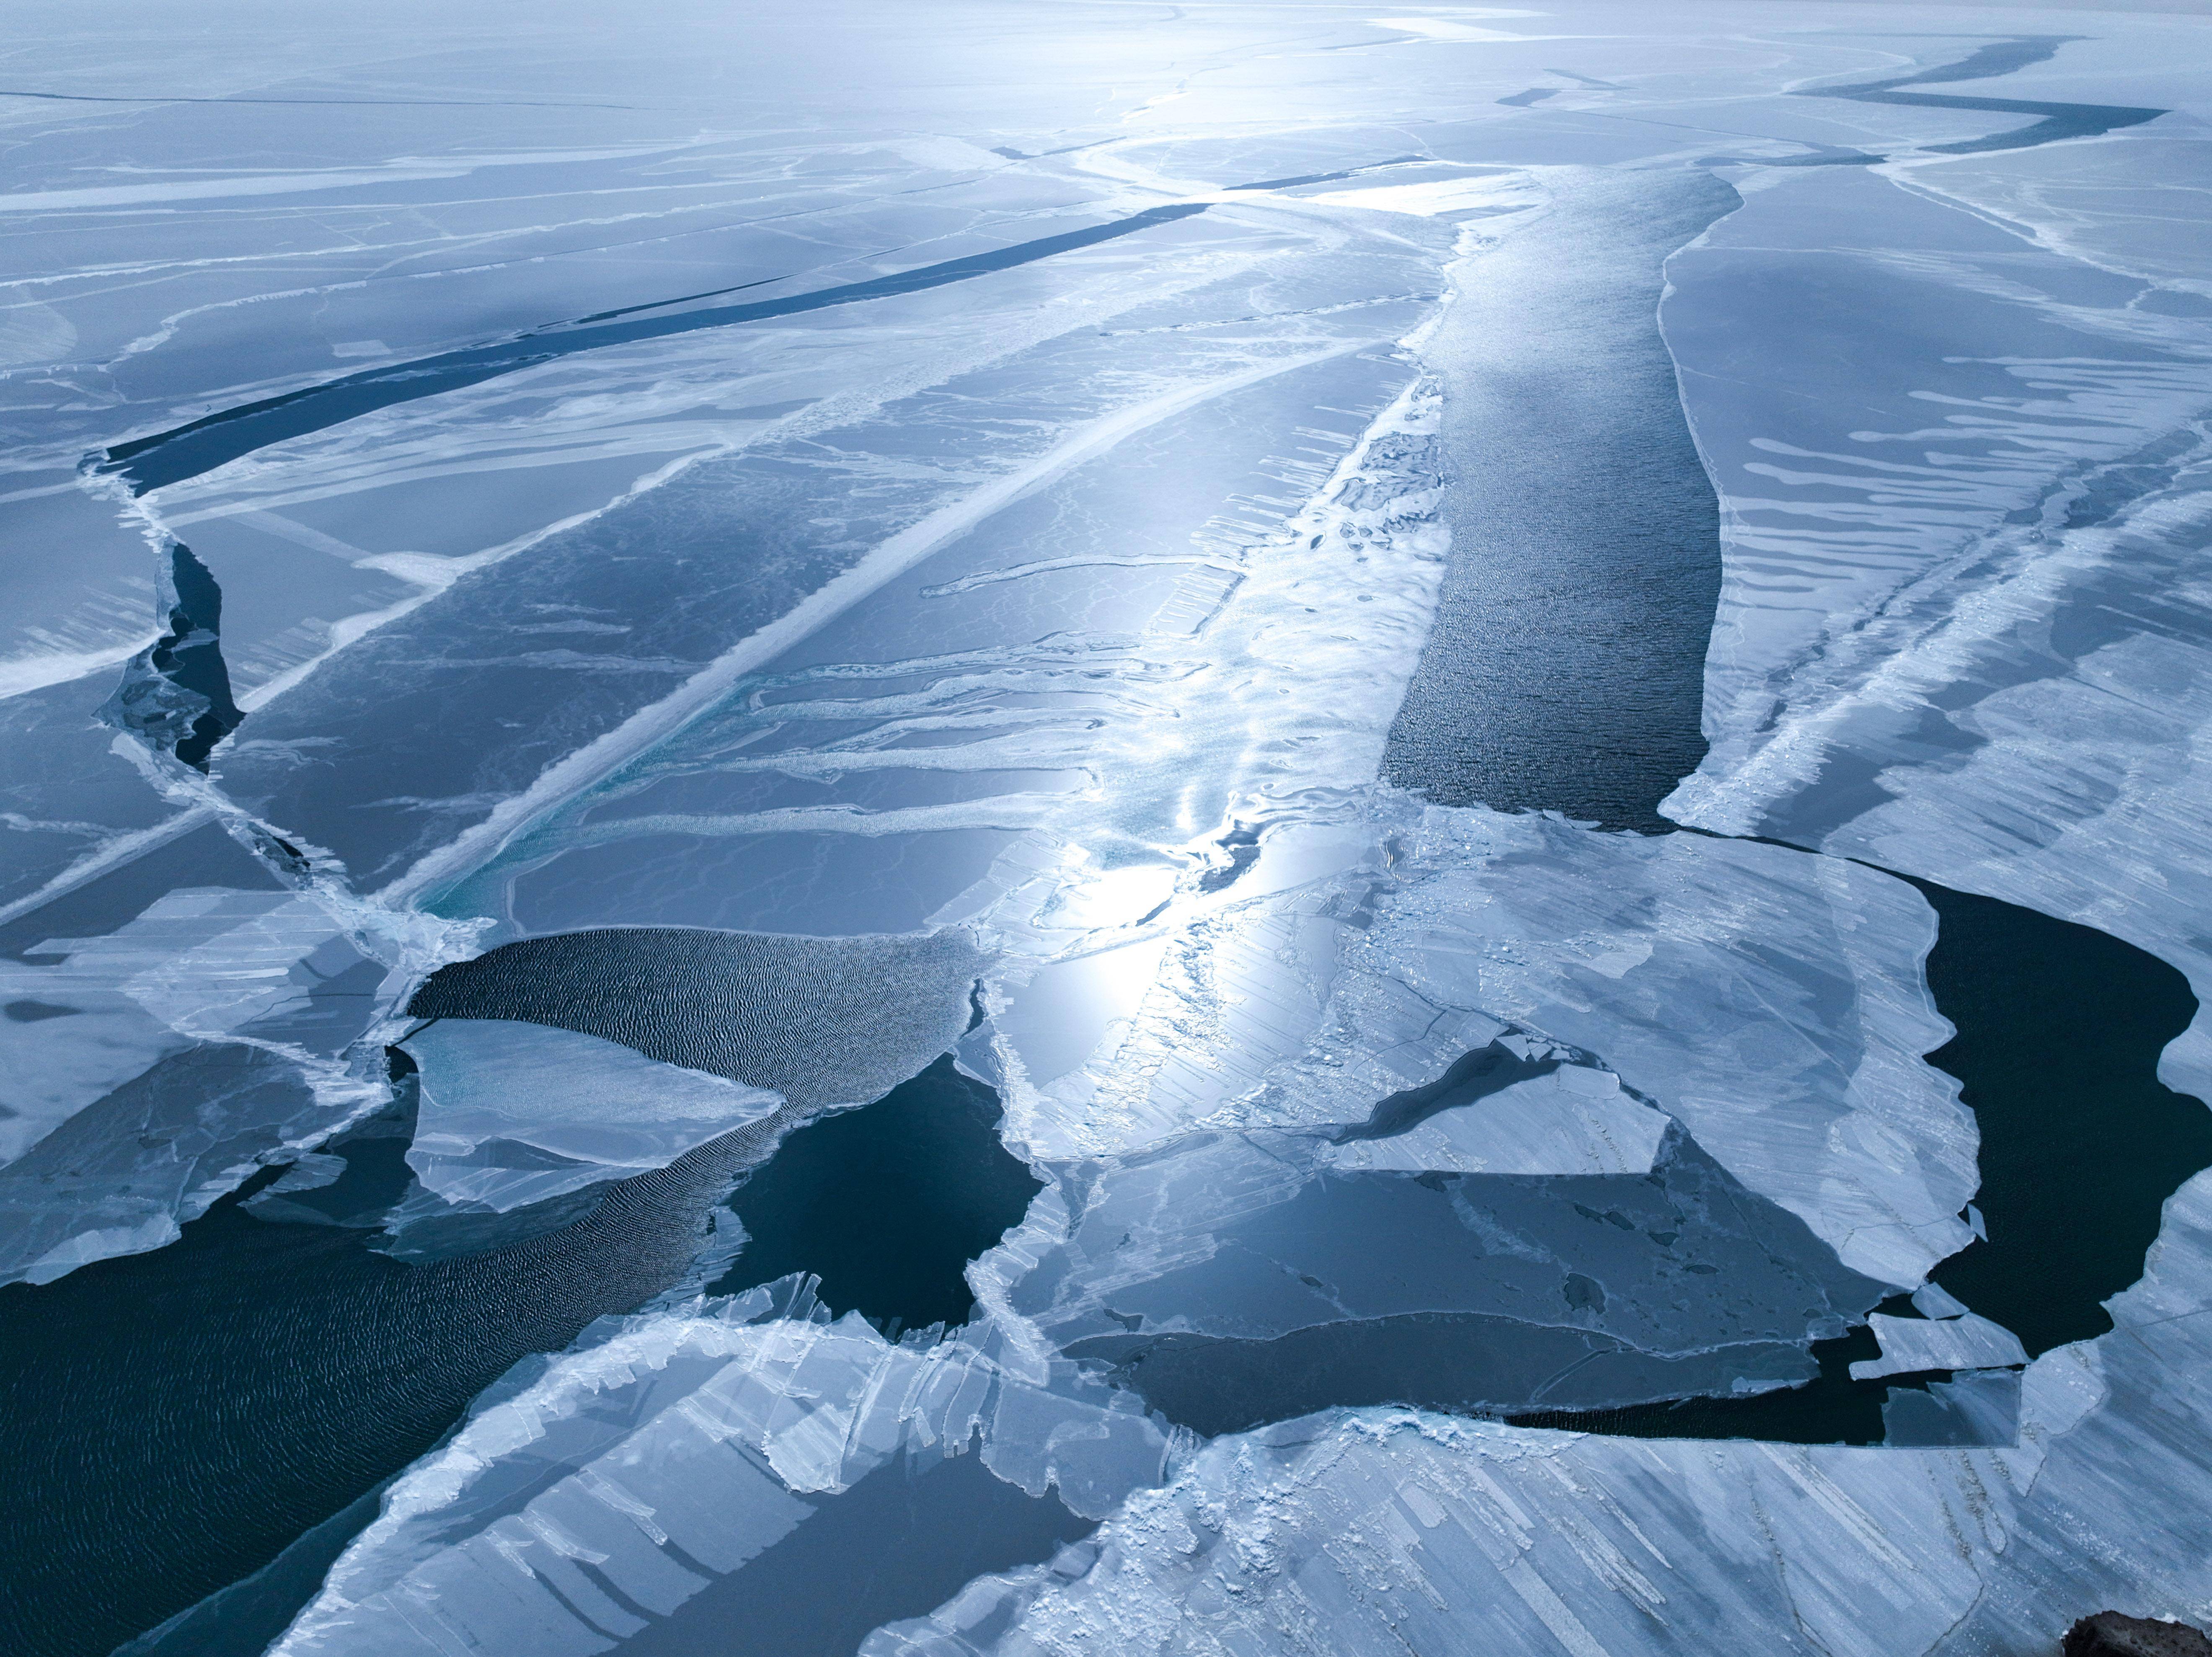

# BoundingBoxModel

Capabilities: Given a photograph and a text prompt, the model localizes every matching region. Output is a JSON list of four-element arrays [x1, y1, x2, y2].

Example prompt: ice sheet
[[8, 9, 2212, 1655]]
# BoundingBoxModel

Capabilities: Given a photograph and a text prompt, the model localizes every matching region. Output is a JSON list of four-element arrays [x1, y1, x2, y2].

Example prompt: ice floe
[[395, 1019, 783, 1220], [1849, 1310, 2028, 1381]]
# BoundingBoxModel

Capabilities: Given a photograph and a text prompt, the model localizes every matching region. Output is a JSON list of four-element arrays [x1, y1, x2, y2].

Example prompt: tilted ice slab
[[852, 1173, 2212, 1657], [1320, 1058, 1668, 1177], [1881, 1368, 2023, 1451], [269, 1285, 1176, 1657], [0, 882, 419, 1283], [192, 209, 1449, 901], [1001, 1118, 1885, 1430], [396, 1019, 783, 1218]]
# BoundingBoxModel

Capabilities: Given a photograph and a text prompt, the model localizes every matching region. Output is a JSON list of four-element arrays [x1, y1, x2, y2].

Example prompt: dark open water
[[1381, 165, 1737, 832]]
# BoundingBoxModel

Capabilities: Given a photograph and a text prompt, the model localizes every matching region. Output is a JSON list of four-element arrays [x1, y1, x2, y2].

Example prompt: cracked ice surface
[[6, 5, 2212, 1654], [1659, 132, 2212, 1098], [0, 880, 453, 1282], [978, 804, 1975, 1293], [850, 1181, 2212, 1657]]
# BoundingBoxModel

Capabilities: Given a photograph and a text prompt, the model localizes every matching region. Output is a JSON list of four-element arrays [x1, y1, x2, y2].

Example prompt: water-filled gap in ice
[[1907, 877, 2212, 1353], [96, 544, 243, 772], [711, 1054, 1041, 1331], [1381, 167, 1735, 831], [95, 205, 1209, 494], [1796, 35, 2166, 156]]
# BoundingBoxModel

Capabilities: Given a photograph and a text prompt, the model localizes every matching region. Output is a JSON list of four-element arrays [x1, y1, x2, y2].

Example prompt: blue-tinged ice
[[268, 1285, 1174, 1657], [7, 10, 2212, 1657], [0, 885, 407, 1282], [1849, 1312, 2029, 1381], [395, 1019, 783, 1221]]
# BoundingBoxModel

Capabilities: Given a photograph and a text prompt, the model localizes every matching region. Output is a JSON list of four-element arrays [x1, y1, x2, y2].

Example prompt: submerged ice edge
[[0, 707, 491, 1281]]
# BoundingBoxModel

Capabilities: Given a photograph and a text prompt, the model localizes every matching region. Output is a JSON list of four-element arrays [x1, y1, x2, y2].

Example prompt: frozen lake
[[5, 4, 2212, 1655]]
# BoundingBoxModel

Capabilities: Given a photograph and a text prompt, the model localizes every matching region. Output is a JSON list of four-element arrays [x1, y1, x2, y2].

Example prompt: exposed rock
[[2065, 1612, 2212, 1657]]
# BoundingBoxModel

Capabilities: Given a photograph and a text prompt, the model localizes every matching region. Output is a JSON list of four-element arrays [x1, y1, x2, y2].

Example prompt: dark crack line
[[94, 203, 1209, 493]]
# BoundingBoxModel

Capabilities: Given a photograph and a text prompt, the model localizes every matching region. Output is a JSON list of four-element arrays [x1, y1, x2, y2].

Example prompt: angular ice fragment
[[398, 1019, 784, 1216], [1849, 1311, 2029, 1380], [1911, 1282, 1970, 1320], [31, 888, 385, 1050], [0, 882, 407, 1282], [1882, 1368, 2021, 1447], [1323, 1060, 1667, 1175], [1008, 801, 1976, 1289]]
